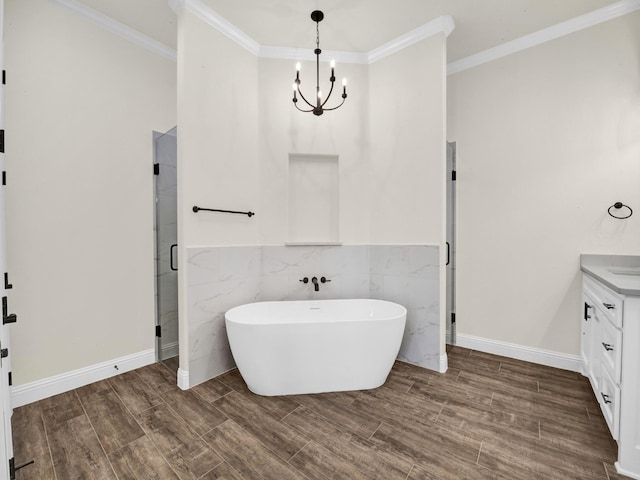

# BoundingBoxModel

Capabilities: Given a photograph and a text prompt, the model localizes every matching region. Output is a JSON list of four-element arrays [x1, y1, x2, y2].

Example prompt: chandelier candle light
[[292, 10, 347, 116]]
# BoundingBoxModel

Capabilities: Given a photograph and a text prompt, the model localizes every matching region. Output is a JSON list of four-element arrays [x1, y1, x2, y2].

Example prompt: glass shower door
[[154, 127, 178, 362], [446, 141, 456, 344]]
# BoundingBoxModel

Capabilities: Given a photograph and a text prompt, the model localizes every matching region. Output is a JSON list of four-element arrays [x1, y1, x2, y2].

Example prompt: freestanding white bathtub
[[225, 299, 407, 396]]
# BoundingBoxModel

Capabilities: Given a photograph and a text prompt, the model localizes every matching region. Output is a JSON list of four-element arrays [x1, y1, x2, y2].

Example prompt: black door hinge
[[451, 170, 457, 181], [153, 163, 160, 175], [155, 325, 161, 337], [451, 312, 456, 324], [2, 70, 5, 85], [0, 130, 4, 154], [2, 172, 6, 186], [4, 273, 12, 290], [8, 372, 12, 386], [2, 297, 17, 325]]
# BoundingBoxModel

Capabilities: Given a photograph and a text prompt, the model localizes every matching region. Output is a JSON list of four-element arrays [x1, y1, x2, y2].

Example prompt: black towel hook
[[608, 202, 633, 219]]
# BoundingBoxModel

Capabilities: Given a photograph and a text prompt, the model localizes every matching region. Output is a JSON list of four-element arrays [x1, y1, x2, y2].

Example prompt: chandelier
[[292, 10, 347, 116]]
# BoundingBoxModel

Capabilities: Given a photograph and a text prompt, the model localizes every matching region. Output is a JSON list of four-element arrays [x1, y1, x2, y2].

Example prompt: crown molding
[[180, 1, 453, 65], [259, 46, 369, 65], [50, 0, 177, 62], [368, 15, 455, 64], [178, 0, 260, 56], [448, 0, 640, 75]]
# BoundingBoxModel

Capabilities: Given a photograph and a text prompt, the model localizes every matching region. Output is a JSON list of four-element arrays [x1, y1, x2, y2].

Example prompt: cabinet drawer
[[600, 316, 622, 384], [600, 290, 623, 328], [584, 274, 624, 327], [599, 369, 621, 440]]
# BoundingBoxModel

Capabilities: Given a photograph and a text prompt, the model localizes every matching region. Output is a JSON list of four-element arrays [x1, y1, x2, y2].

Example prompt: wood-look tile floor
[[12, 346, 631, 480]]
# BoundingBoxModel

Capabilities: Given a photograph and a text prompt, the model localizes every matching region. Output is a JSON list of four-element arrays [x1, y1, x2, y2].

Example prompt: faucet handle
[[320, 276, 331, 283], [299, 277, 309, 284]]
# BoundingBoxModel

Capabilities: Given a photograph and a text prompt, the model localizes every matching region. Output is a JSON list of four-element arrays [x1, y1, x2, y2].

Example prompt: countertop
[[581, 254, 640, 296]]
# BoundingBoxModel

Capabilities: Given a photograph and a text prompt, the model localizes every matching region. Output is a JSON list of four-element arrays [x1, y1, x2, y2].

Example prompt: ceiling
[[78, 0, 621, 61]]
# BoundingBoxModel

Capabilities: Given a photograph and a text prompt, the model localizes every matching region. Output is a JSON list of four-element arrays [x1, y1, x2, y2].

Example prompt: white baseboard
[[615, 463, 640, 480], [456, 334, 582, 372], [162, 341, 179, 359], [11, 349, 156, 408], [177, 368, 189, 390], [439, 354, 448, 373]]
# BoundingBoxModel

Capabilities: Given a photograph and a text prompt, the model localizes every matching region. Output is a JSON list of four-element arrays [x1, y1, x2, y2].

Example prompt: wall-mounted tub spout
[[312, 277, 319, 291]]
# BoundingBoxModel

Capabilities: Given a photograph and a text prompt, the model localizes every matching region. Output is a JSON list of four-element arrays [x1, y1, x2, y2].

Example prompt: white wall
[[176, 9, 260, 373], [257, 57, 370, 244], [5, 0, 176, 384], [448, 12, 640, 355], [370, 37, 447, 246], [370, 35, 448, 354]]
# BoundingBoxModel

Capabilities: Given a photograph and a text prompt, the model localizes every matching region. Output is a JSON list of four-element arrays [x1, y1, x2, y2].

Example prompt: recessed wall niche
[[288, 154, 339, 244]]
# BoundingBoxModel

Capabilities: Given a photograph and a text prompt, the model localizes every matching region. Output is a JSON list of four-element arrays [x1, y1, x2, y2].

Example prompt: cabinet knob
[[603, 303, 615, 310]]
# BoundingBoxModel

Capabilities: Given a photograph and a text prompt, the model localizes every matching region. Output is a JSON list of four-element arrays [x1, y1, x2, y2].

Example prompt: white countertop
[[581, 254, 640, 296]]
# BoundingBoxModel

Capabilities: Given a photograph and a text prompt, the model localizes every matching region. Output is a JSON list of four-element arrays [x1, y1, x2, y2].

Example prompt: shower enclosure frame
[[153, 127, 178, 363]]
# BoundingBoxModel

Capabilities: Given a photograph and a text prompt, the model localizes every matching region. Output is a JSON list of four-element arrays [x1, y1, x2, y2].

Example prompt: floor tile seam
[[287, 397, 380, 437], [367, 420, 383, 441], [439, 413, 542, 444], [12, 408, 46, 465], [480, 437, 618, 476], [286, 438, 312, 464], [214, 416, 311, 468], [360, 392, 446, 423], [73, 390, 120, 480], [222, 388, 298, 426], [138, 425, 195, 480], [404, 464, 415, 480], [491, 386, 594, 407], [189, 379, 234, 405], [433, 401, 446, 423], [107, 375, 158, 422], [456, 373, 540, 394], [84, 380, 155, 455], [475, 441, 483, 464], [376, 383, 449, 409], [201, 419, 311, 480], [191, 455, 226, 480], [40, 411, 60, 480], [280, 404, 304, 423], [160, 398, 215, 440]]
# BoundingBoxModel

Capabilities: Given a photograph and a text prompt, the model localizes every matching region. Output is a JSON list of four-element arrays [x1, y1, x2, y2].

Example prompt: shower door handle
[[170, 244, 178, 271], [446, 242, 450, 266]]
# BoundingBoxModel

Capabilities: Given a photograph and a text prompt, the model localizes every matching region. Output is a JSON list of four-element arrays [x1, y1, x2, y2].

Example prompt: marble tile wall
[[186, 244, 440, 387]]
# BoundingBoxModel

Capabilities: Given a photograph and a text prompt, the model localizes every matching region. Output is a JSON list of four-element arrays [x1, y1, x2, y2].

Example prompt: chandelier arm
[[296, 86, 316, 109], [293, 101, 315, 113], [322, 96, 347, 111], [298, 85, 316, 111], [320, 79, 336, 108]]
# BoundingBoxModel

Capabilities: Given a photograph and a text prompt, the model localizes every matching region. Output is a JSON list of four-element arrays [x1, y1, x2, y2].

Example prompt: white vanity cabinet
[[582, 272, 640, 479]]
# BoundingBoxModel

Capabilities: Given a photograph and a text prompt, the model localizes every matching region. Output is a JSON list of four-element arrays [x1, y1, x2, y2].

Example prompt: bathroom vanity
[[581, 255, 640, 479]]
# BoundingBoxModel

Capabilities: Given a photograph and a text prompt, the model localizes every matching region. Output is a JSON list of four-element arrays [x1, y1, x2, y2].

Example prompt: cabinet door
[[588, 308, 603, 392], [599, 368, 621, 440], [581, 290, 595, 372]]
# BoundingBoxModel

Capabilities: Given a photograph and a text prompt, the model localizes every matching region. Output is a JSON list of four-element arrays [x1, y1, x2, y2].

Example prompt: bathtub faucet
[[299, 276, 331, 292]]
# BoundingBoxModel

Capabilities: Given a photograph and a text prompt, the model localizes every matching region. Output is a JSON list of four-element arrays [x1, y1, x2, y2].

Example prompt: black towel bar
[[192, 206, 255, 217]]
